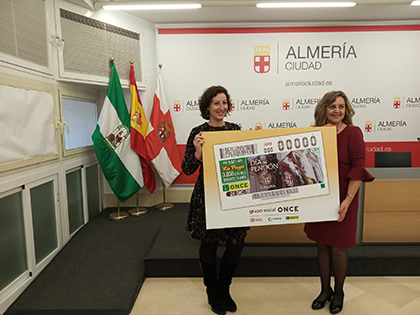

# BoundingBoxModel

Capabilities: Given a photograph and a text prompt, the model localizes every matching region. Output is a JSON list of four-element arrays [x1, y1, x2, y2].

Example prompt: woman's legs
[[199, 240, 218, 265], [312, 243, 347, 313], [221, 238, 244, 265], [331, 246, 347, 308], [200, 241, 226, 314], [316, 243, 333, 300], [219, 239, 245, 312]]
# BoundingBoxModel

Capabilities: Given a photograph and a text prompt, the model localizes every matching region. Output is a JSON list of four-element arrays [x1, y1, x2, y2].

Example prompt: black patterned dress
[[182, 122, 249, 245]]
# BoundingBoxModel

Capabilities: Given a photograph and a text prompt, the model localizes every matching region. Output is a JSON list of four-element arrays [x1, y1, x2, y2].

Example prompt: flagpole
[[155, 183, 174, 211], [109, 196, 129, 221], [152, 62, 176, 211], [128, 193, 148, 216]]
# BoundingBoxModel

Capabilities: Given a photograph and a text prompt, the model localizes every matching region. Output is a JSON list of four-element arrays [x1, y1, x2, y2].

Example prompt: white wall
[[0, 1, 159, 312]]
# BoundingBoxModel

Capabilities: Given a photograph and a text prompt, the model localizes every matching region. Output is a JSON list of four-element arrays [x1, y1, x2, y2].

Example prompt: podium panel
[[363, 179, 420, 242]]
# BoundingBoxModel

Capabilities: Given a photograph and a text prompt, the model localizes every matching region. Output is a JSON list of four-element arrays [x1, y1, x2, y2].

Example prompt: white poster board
[[203, 127, 339, 229]]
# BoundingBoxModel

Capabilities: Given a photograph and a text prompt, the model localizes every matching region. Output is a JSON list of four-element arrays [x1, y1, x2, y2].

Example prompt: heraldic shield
[[254, 45, 271, 74], [104, 125, 129, 151], [157, 120, 172, 143]]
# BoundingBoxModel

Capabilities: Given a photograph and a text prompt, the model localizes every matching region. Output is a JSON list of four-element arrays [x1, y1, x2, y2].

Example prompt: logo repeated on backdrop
[[393, 97, 401, 109], [281, 98, 320, 111], [238, 98, 271, 111], [283, 42, 357, 71], [365, 121, 373, 132], [267, 121, 298, 128], [364, 120, 408, 132], [231, 99, 235, 111], [254, 45, 270, 74], [351, 96, 381, 109], [173, 100, 181, 112], [377, 120, 408, 132], [406, 96, 420, 108], [255, 122, 263, 130], [295, 97, 321, 110], [185, 99, 199, 111]]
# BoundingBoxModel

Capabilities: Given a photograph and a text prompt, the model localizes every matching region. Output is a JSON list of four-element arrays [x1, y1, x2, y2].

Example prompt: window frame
[[58, 85, 100, 158]]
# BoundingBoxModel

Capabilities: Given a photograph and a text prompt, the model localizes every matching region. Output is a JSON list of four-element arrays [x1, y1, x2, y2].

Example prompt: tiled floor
[[131, 276, 420, 315]]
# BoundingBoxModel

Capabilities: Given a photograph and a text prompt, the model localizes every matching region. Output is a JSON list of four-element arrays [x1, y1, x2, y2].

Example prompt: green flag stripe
[[92, 125, 140, 203], [108, 65, 130, 127]]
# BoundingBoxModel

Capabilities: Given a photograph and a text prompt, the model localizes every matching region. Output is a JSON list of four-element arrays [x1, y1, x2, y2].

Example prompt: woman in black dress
[[182, 86, 248, 315]]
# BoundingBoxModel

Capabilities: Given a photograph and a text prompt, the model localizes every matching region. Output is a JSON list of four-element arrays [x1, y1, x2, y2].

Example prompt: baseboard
[[103, 188, 193, 208]]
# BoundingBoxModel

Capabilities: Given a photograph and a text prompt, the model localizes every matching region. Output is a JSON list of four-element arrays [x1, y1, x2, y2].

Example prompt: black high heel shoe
[[329, 294, 344, 314], [311, 288, 334, 310]]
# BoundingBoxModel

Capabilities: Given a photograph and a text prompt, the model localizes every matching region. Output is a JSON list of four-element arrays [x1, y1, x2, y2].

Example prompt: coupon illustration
[[213, 131, 329, 210]]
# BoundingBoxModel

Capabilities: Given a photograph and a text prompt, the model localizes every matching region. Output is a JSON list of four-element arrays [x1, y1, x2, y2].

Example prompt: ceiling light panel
[[102, 4, 202, 10], [257, 2, 356, 8]]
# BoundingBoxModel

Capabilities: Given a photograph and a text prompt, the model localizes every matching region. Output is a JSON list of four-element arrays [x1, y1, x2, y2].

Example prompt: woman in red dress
[[304, 91, 374, 314]]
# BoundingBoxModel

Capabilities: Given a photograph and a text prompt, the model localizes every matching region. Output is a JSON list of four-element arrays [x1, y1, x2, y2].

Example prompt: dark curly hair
[[199, 85, 232, 120], [314, 90, 355, 126]]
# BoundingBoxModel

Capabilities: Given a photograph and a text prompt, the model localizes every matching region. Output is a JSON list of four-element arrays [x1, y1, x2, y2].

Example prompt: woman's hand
[[193, 132, 204, 160], [338, 180, 361, 222], [338, 198, 351, 222]]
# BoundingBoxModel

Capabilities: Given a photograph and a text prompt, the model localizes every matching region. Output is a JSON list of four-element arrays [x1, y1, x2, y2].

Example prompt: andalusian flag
[[92, 60, 143, 202], [130, 64, 156, 194]]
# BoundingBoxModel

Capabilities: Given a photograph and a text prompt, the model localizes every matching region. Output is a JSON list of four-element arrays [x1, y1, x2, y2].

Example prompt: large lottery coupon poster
[[203, 127, 340, 229], [214, 130, 328, 211]]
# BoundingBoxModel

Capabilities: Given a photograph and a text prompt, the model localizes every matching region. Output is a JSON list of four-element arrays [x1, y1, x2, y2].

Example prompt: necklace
[[336, 122, 343, 133]]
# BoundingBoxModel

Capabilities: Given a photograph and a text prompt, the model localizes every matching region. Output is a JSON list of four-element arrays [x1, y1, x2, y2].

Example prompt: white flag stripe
[[146, 120, 154, 137], [157, 76, 169, 115], [151, 148, 180, 188], [99, 96, 144, 186], [115, 135, 144, 186], [98, 96, 122, 134]]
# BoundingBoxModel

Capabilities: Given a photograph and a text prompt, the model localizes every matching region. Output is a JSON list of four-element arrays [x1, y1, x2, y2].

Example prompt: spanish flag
[[130, 64, 156, 193]]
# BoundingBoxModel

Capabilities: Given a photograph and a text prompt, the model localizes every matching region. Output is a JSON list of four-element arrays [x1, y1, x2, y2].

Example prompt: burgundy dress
[[304, 126, 374, 247]]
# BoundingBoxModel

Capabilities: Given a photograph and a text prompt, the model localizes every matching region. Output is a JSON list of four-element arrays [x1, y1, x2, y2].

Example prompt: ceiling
[[82, 0, 420, 24]]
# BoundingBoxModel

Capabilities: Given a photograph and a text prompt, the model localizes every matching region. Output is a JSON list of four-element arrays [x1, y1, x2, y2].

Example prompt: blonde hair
[[314, 90, 355, 126]]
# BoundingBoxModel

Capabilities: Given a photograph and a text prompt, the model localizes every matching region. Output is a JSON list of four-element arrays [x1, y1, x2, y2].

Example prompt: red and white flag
[[146, 73, 182, 188], [130, 64, 156, 193]]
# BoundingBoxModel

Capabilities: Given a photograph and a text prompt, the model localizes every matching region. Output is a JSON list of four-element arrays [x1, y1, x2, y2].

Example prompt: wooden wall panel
[[364, 180, 420, 212], [362, 212, 420, 242], [363, 179, 420, 242]]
